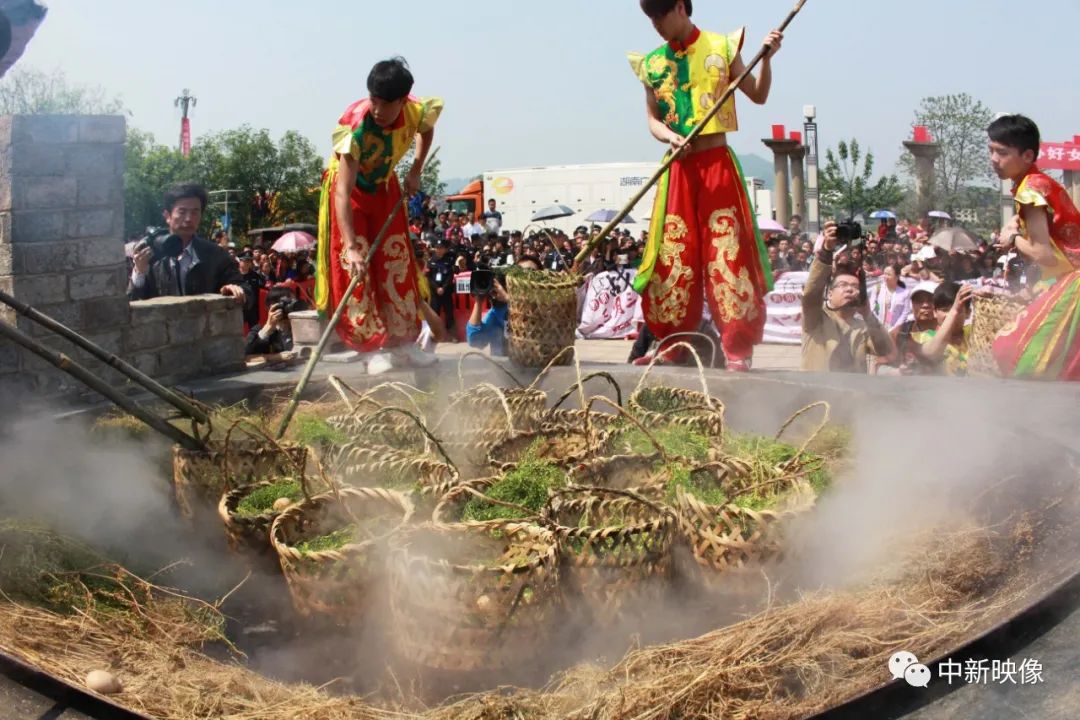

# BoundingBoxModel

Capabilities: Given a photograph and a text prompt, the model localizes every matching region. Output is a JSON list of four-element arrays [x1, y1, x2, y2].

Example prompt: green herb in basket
[[297, 527, 357, 554], [290, 414, 349, 449], [235, 480, 304, 518], [618, 425, 710, 462], [462, 460, 566, 522]]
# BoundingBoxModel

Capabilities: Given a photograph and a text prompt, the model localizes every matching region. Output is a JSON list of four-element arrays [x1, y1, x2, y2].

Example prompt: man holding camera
[[128, 183, 248, 303], [801, 222, 893, 373], [466, 256, 541, 356], [245, 287, 303, 356]]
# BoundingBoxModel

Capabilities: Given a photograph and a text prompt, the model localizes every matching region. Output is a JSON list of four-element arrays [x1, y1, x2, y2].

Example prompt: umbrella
[[586, 209, 635, 224], [928, 227, 978, 252], [869, 210, 897, 220], [271, 230, 316, 253], [757, 217, 787, 234], [531, 205, 575, 222], [928, 210, 952, 220]]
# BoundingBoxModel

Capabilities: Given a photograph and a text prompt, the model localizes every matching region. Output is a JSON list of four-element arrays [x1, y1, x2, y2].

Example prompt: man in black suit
[[128, 183, 248, 303]]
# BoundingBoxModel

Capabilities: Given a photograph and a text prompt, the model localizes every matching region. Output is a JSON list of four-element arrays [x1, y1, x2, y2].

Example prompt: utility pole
[[175, 89, 197, 157], [209, 189, 242, 245], [803, 104, 820, 233]]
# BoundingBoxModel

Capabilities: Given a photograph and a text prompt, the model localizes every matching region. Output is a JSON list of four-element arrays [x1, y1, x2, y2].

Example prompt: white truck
[[446, 162, 770, 235]]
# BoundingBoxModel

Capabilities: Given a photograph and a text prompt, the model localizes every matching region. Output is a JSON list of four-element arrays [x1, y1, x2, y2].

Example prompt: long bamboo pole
[[0, 320, 205, 451], [275, 148, 440, 440], [0, 290, 210, 425], [573, 0, 809, 268]]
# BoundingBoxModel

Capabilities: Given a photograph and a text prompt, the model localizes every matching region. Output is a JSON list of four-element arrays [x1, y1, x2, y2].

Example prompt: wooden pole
[[0, 290, 210, 425], [573, 0, 810, 268], [275, 148, 440, 440], [0, 320, 205, 451]]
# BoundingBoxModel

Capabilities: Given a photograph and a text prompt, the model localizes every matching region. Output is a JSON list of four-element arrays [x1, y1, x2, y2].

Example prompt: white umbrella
[[927, 210, 952, 220], [757, 217, 786, 234], [928, 227, 978, 252]]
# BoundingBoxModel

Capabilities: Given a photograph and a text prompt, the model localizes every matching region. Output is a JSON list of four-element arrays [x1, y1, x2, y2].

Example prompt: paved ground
[[434, 337, 803, 370]]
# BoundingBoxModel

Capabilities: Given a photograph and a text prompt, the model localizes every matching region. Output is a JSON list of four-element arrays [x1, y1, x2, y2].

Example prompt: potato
[[272, 497, 293, 512]]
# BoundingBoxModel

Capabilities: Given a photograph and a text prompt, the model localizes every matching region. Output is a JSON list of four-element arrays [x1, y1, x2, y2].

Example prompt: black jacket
[[244, 324, 294, 356], [127, 236, 247, 301]]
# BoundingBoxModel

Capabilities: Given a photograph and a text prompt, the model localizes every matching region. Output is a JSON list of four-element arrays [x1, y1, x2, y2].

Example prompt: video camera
[[136, 227, 184, 263], [470, 267, 496, 297]]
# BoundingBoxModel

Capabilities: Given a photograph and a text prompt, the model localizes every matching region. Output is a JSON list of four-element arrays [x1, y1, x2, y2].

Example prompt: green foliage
[[820, 139, 906, 220], [0, 67, 126, 115], [235, 480, 302, 518], [395, 146, 446, 198], [898, 93, 996, 214]]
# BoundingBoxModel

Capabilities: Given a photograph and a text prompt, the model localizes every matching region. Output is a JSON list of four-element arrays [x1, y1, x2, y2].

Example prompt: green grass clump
[[619, 425, 710, 462], [290, 414, 349, 449], [235, 479, 303, 518], [296, 527, 357, 554], [462, 459, 566, 522]]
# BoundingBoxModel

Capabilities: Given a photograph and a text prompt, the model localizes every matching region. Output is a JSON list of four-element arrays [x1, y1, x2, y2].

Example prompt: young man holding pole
[[315, 57, 441, 376], [629, 0, 783, 371]]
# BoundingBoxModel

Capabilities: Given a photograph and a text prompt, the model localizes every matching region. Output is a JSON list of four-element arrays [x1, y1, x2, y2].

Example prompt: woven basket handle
[[358, 407, 459, 479], [551, 371, 623, 411], [456, 350, 525, 392], [774, 401, 831, 470], [585, 395, 671, 467], [435, 382, 518, 438], [546, 484, 674, 522], [632, 339, 712, 401]]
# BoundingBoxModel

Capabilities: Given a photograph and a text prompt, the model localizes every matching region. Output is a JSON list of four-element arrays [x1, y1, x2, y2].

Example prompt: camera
[[271, 298, 307, 316], [471, 267, 495, 296], [835, 221, 863, 244], [137, 227, 184, 263]]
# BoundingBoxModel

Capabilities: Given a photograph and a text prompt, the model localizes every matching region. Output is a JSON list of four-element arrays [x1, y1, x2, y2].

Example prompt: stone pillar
[[789, 146, 807, 222], [1065, 170, 1080, 210], [902, 140, 941, 220], [762, 138, 799, 226], [0, 114, 129, 398]]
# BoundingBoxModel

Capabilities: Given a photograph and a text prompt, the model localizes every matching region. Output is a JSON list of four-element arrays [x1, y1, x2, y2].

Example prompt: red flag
[[181, 117, 191, 157]]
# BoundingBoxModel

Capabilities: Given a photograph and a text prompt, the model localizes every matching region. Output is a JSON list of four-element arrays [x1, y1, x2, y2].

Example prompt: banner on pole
[[181, 117, 192, 157]]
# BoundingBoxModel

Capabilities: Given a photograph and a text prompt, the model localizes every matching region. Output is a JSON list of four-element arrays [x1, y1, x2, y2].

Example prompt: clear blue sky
[[19, 0, 1080, 182]]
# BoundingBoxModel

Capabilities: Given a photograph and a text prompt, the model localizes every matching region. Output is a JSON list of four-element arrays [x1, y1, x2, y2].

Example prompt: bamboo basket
[[270, 487, 414, 623], [506, 271, 579, 368], [543, 487, 677, 626], [328, 443, 459, 520], [486, 425, 613, 473], [172, 439, 307, 525], [387, 520, 561, 672], [969, 294, 1026, 377], [218, 480, 291, 561], [629, 341, 725, 438], [676, 403, 830, 581]]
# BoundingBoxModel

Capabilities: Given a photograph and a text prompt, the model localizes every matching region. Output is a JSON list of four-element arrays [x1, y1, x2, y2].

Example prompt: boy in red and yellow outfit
[[315, 57, 442, 375], [630, 0, 782, 371]]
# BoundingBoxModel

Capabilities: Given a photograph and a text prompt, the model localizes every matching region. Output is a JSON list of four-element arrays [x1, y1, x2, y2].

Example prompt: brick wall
[[127, 295, 246, 384]]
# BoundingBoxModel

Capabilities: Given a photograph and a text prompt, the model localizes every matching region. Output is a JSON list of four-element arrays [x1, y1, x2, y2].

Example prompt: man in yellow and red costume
[[315, 57, 441, 376], [630, 0, 782, 371]]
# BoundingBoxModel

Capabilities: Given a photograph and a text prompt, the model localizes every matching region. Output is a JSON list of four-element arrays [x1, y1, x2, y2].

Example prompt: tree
[[899, 93, 996, 213], [395, 147, 446, 198], [819, 139, 905, 219], [123, 126, 324, 238], [0, 67, 125, 115]]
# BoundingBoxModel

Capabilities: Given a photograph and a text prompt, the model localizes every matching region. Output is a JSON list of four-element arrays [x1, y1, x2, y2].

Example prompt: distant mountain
[[734, 153, 775, 190]]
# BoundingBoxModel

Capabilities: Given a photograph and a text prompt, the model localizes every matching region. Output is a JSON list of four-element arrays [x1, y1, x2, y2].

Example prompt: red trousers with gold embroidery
[[641, 146, 769, 363], [327, 175, 421, 353]]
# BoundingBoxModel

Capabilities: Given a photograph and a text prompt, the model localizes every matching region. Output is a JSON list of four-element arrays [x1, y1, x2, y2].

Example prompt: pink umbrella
[[271, 231, 316, 253], [757, 217, 787, 235]]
